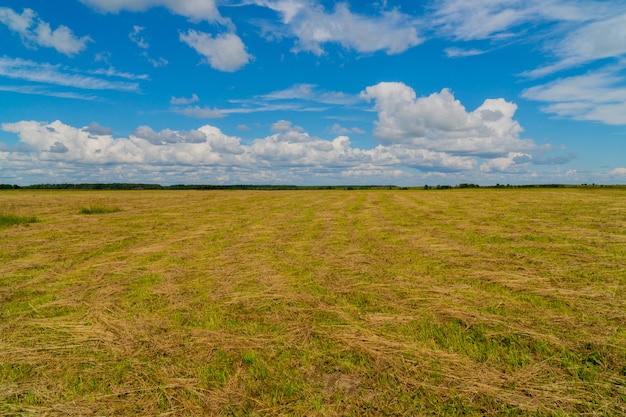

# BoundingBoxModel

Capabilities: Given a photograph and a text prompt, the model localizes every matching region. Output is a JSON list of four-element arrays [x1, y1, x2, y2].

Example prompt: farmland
[[1, 189, 625, 416]]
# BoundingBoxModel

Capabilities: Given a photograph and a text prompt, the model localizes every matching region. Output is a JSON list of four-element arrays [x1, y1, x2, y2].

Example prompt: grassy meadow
[[1, 188, 625, 416]]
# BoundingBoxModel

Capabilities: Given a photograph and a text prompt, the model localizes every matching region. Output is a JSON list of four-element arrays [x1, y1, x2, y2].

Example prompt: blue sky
[[1, 0, 625, 185]]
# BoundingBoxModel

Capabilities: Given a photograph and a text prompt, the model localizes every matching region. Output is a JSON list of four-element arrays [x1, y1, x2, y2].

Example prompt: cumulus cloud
[[480, 152, 533, 173], [2, 120, 247, 166], [360, 82, 535, 157], [0, 111, 572, 185], [255, 0, 422, 55], [0, 119, 477, 181], [180, 30, 252, 72], [83, 122, 113, 136], [271, 120, 303, 132], [0, 6, 91, 56], [610, 167, 626, 176], [131, 126, 207, 145], [79, 0, 222, 23]]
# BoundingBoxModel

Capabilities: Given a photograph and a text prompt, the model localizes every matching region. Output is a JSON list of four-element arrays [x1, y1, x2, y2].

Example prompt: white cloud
[[526, 13, 626, 77], [430, 0, 609, 41], [0, 84, 98, 101], [147, 56, 169, 67], [2, 120, 247, 166], [330, 123, 365, 135], [360, 82, 535, 156], [0, 7, 91, 56], [178, 106, 224, 119], [83, 122, 113, 136], [444, 47, 486, 58], [79, 0, 222, 23], [522, 69, 626, 125], [170, 94, 199, 105], [131, 126, 207, 145], [271, 120, 303, 132], [88, 67, 149, 81], [480, 152, 533, 173], [0, 115, 573, 185], [180, 30, 252, 72], [255, 1, 422, 55], [129, 25, 149, 49], [0, 57, 140, 92], [610, 167, 626, 176]]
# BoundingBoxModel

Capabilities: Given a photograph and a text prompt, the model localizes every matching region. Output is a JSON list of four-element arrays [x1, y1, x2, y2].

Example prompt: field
[[1, 188, 625, 416]]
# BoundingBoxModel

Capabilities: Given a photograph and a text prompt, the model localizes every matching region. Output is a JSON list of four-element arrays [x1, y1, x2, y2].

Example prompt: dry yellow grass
[[1, 188, 625, 416]]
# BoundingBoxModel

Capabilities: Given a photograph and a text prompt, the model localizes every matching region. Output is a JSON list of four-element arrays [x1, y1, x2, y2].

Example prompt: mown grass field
[[1, 188, 625, 416]]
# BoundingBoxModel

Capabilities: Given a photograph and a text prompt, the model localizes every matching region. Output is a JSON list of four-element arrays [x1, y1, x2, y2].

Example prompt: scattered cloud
[[129, 25, 149, 49], [180, 30, 252, 72], [360, 82, 535, 157], [146, 56, 169, 67], [254, 0, 422, 55], [0, 6, 91, 56]]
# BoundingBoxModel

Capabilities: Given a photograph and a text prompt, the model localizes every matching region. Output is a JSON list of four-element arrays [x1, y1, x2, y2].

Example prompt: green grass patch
[[78, 205, 121, 214], [0, 214, 38, 227]]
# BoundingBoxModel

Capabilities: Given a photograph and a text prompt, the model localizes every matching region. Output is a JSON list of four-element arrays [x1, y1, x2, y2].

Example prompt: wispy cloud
[[0, 57, 140, 92], [522, 66, 626, 125], [444, 47, 486, 58], [0, 84, 98, 100], [524, 13, 626, 78], [429, 0, 609, 41]]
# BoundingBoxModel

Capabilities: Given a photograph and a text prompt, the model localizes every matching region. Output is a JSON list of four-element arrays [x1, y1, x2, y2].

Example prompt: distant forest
[[0, 183, 620, 190]]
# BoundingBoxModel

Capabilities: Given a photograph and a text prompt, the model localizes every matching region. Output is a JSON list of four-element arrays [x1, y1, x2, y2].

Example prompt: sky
[[1, 0, 625, 186]]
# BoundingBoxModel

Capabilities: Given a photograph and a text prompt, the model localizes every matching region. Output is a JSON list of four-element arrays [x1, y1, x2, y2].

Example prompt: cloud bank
[[0, 83, 576, 185]]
